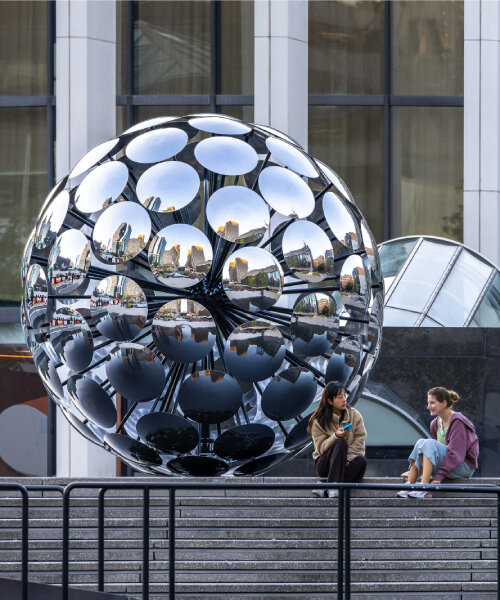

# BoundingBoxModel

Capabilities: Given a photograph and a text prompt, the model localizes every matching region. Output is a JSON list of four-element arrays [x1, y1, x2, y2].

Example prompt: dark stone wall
[[370, 327, 500, 476], [270, 328, 500, 477]]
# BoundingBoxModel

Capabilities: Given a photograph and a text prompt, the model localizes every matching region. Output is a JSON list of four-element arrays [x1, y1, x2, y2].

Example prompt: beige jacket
[[310, 407, 367, 461]]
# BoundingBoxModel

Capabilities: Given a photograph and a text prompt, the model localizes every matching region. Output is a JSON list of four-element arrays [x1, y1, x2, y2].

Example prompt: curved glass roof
[[379, 236, 500, 327]]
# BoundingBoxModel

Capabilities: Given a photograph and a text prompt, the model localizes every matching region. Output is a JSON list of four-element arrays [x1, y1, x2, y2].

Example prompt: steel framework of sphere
[[21, 114, 384, 476]]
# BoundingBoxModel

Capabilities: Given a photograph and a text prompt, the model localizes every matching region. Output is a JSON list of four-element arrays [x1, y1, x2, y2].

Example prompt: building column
[[55, 0, 117, 477], [464, 0, 500, 265], [254, 0, 308, 149]]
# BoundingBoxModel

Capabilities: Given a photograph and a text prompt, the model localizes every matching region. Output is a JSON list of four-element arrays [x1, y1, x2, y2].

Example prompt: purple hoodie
[[430, 412, 479, 482]]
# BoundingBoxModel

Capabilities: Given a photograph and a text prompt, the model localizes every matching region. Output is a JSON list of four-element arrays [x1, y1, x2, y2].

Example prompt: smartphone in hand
[[342, 423, 353, 431]]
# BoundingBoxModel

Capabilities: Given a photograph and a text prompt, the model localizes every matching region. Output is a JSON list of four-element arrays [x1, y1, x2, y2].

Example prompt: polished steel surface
[[194, 136, 258, 175], [137, 161, 200, 213], [69, 139, 119, 180], [189, 115, 251, 135], [258, 166, 314, 218], [282, 220, 334, 282], [340, 254, 371, 316], [323, 191, 361, 251], [75, 161, 129, 214], [266, 137, 318, 178], [34, 190, 70, 250], [291, 292, 339, 356], [126, 128, 188, 163], [49, 306, 93, 371], [48, 229, 91, 294]]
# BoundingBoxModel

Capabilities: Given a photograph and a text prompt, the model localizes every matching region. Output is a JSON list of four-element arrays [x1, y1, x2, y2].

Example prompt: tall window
[[0, 0, 55, 476], [117, 0, 254, 131], [308, 1, 464, 243]]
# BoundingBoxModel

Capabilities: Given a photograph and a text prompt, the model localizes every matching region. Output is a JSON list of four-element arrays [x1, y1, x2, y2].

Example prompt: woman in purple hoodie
[[397, 387, 479, 499]]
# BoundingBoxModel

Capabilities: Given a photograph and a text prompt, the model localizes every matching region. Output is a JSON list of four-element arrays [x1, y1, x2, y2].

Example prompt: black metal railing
[[1, 481, 499, 600]]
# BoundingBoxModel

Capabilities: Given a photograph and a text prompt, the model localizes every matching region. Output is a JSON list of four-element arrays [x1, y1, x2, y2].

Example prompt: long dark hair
[[307, 381, 348, 432]]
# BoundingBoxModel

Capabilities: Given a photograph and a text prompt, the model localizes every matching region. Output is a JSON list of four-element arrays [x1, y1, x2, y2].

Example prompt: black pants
[[314, 438, 367, 483]]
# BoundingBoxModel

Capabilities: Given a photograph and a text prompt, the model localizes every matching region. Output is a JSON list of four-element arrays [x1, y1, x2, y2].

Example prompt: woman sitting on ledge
[[398, 387, 479, 499], [308, 380, 367, 498]]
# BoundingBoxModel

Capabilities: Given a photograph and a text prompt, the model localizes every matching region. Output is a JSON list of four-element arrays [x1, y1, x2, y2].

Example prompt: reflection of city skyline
[[94, 221, 146, 261], [149, 238, 211, 275], [91, 276, 146, 310]]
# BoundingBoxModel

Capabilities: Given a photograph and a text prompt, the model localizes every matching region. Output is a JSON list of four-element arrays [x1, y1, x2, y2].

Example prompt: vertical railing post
[[337, 487, 344, 600], [20, 486, 29, 600], [143, 487, 150, 600], [497, 490, 500, 600], [169, 488, 176, 600], [98, 489, 106, 592], [62, 488, 70, 600], [345, 488, 351, 600]]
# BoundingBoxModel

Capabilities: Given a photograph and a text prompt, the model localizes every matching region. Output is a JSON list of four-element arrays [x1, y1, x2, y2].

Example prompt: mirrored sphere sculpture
[[22, 113, 383, 476]]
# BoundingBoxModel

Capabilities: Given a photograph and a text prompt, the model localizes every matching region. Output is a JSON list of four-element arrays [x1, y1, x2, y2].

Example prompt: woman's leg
[[420, 454, 435, 484], [315, 439, 348, 482], [407, 460, 419, 484], [344, 456, 367, 483]]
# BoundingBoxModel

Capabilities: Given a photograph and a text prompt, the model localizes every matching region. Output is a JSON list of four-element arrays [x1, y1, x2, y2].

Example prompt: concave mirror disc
[[224, 320, 285, 382], [214, 423, 275, 461], [222, 247, 283, 311], [34, 190, 70, 250], [126, 128, 188, 163], [24, 264, 48, 330], [261, 367, 317, 421], [69, 139, 119, 180], [207, 186, 269, 244], [178, 370, 242, 424], [258, 166, 314, 218], [189, 116, 251, 135], [266, 137, 318, 178], [90, 275, 147, 341], [148, 224, 212, 288], [49, 307, 93, 371], [136, 412, 199, 455], [152, 299, 216, 363], [282, 220, 334, 283], [92, 201, 151, 264], [136, 161, 200, 213], [194, 136, 258, 175], [340, 254, 370, 316], [323, 192, 361, 251], [67, 374, 117, 429], [106, 343, 166, 402], [233, 452, 288, 477], [75, 161, 129, 214], [104, 432, 162, 466], [48, 229, 91, 295], [291, 292, 339, 357], [325, 336, 362, 388]]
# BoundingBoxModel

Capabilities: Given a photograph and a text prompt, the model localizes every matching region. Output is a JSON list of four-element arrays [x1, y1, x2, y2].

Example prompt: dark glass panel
[[391, 107, 463, 240], [219, 105, 254, 123], [135, 1, 210, 95], [309, 0, 384, 95], [0, 108, 47, 303], [0, 0, 47, 95], [391, 1, 464, 96], [308, 106, 384, 242], [136, 106, 209, 122], [116, 0, 127, 95], [220, 1, 254, 95]]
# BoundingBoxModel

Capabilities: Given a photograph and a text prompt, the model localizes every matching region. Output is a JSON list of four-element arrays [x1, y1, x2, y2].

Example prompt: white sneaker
[[396, 482, 412, 498], [312, 483, 327, 498], [326, 489, 338, 498]]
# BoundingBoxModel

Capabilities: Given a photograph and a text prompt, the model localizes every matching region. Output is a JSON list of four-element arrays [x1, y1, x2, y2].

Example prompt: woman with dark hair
[[308, 380, 367, 498], [397, 387, 479, 499]]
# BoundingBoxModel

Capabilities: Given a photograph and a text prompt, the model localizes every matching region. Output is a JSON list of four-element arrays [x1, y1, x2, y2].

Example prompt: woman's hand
[[431, 479, 441, 485], [335, 427, 348, 439]]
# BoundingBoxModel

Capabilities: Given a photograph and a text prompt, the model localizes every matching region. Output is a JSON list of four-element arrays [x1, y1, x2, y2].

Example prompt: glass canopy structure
[[379, 236, 500, 327]]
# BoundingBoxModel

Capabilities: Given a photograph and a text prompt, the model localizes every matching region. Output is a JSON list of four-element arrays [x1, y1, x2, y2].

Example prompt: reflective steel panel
[[258, 166, 314, 218], [104, 433, 163, 466], [34, 190, 70, 250], [214, 424, 275, 461], [148, 224, 212, 288], [361, 219, 382, 281], [137, 161, 199, 213], [152, 299, 216, 362], [224, 320, 285, 382], [24, 264, 48, 330], [282, 220, 334, 282], [323, 192, 361, 251], [91, 275, 147, 341], [189, 115, 251, 135], [291, 293, 339, 357], [284, 416, 311, 450], [126, 128, 188, 163], [48, 229, 91, 294], [340, 254, 370, 316], [167, 455, 229, 476], [49, 307, 93, 371], [325, 336, 362, 387], [266, 137, 318, 178], [37, 351, 64, 400], [106, 343, 166, 402], [136, 412, 198, 455], [75, 161, 129, 214], [233, 452, 288, 476], [123, 116, 180, 135], [178, 370, 242, 424], [366, 291, 384, 353], [253, 124, 300, 146], [67, 374, 117, 429], [194, 136, 258, 175], [69, 139, 119, 180], [92, 201, 151, 264], [316, 160, 355, 204], [261, 367, 317, 421], [222, 247, 283, 311], [60, 406, 103, 447], [21, 230, 35, 284], [207, 186, 269, 244]]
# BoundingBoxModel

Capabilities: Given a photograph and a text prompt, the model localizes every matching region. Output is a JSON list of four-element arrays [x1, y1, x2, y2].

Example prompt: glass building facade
[[0, 0, 475, 476]]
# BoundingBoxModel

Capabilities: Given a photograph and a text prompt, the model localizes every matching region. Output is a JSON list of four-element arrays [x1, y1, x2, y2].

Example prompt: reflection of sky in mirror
[[283, 220, 332, 258], [323, 192, 359, 248], [224, 247, 280, 278], [149, 224, 212, 268], [93, 202, 151, 259]]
